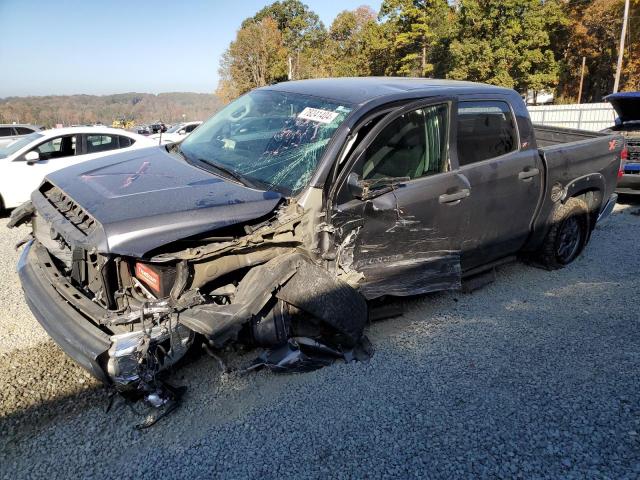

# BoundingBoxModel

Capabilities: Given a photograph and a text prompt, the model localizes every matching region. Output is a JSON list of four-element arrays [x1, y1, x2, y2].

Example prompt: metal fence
[[527, 103, 616, 132]]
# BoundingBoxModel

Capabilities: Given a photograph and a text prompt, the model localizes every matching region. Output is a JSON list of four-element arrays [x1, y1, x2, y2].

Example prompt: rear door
[[455, 99, 542, 270], [331, 98, 471, 298]]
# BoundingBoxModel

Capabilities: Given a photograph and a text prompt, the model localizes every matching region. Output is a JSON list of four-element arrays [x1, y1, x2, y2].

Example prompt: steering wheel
[[229, 104, 250, 121]]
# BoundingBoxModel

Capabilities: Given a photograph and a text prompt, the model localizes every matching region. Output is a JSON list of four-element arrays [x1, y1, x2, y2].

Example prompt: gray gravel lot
[[1, 199, 639, 479]]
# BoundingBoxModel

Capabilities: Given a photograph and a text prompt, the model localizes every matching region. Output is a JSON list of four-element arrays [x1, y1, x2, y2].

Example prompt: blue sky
[[0, 0, 382, 98]]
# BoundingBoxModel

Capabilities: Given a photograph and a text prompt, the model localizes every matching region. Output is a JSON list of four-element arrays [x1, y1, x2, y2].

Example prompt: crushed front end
[[12, 184, 369, 392]]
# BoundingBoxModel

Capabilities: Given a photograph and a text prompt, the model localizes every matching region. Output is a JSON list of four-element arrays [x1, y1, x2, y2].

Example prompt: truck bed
[[533, 124, 609, 149]]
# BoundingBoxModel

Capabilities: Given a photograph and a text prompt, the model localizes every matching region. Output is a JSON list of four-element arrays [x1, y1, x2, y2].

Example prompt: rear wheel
[[537, 197, 590, 270]]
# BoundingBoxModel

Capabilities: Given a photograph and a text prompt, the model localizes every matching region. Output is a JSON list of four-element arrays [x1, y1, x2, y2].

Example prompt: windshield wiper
[[197, 158, 257, 188]]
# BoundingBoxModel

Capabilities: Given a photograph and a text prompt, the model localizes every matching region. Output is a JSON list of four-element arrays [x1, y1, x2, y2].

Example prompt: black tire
[[537, 197, 590, 270]]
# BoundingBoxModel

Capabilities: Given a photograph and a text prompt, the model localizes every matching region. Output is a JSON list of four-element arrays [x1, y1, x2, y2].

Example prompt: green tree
[[379, 0, 454, 77], [248, 0, 326, 79], [216, 17, 287, 102], [555, 0, 639, 101], [448, 0, 564, 93], [323, 6, 388, 77]]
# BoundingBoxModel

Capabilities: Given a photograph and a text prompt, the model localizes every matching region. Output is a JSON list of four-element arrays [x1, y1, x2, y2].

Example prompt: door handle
[[439, 188, 470, 204], [518, 168, 540, 180]]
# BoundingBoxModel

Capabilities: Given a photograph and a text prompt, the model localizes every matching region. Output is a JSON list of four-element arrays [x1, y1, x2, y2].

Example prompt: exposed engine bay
[[11, 189, 373, 405]]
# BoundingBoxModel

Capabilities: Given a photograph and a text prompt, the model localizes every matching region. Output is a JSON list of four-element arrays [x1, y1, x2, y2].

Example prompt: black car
[[605, 92, 640, 193]]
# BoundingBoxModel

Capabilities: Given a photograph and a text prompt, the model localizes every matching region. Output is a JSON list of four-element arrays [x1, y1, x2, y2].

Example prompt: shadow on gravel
[[0, 341, 104, 450]]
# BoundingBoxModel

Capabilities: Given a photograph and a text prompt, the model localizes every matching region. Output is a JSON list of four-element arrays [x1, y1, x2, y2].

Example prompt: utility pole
[[578, 56, 586, 103], [613, 0, 630, 93]]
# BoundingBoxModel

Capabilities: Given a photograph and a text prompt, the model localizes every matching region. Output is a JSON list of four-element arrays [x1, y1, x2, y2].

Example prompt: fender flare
[[561, 173, 605, 202]]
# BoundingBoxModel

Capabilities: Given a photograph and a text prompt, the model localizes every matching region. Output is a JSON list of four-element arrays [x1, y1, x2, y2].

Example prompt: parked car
[[604, 91, 640, 193], [136, 125, 151, 135], [150, 121, 202, 144], [10, 78, 622, 398], [0, 124, 44, 148], [0, 127, 156, 209], [524, 90, 554, 105]]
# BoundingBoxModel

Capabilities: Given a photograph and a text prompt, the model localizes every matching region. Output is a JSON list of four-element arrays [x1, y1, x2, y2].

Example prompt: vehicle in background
[[0, 124, 44, 148], [9, 78, 622, 394], [135, 125, 150, 135], [111, 119, 135, 130], [148, 122, 167, 134], [604, 92, 640, 194], [0, 127, 156, 209], [150, 121, 202, 144], [524, 90, 554, 105]]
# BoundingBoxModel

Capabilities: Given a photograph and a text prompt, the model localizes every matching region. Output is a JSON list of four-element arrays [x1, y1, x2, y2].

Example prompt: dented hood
[[605, 92, 640, 124], [39, 146, 283, 257]]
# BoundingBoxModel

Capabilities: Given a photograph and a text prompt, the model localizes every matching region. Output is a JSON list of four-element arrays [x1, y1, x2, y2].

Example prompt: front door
[[332, 100, 472, 299]]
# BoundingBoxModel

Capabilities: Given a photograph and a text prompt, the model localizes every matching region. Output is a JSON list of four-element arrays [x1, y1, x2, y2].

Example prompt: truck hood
[[605, 92, 640, 125], [38, 146, 283, 257]]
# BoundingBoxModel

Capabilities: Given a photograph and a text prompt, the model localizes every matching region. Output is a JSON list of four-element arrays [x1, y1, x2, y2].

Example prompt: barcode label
[[297, 107, 339, 124]]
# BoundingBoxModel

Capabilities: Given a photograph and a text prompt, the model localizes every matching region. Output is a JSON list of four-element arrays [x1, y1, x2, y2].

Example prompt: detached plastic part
[[247, 336, 373, 374]]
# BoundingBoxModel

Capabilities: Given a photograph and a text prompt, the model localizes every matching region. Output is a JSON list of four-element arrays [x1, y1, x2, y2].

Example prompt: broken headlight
[[106, 322, 194, 389]]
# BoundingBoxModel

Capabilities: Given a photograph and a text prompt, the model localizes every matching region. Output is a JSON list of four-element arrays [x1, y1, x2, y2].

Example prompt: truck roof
[[263, 77, 514, 105]]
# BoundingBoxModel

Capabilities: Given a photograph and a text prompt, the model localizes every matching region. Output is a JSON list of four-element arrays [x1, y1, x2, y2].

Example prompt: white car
[[0, 127, 156, 209], [150, 121, 202, 144]]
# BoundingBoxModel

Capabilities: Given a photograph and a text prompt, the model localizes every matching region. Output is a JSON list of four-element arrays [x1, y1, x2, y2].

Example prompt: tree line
[[216, 0, 639, 104], [0, 92, 221, 128]]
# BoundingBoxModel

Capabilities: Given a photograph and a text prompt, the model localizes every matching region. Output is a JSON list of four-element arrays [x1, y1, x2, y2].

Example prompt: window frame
[[330, 96, 458, 206], [117, 135, 135, 148], [455, 98, 521, 168], [22, 134, 78, 161]]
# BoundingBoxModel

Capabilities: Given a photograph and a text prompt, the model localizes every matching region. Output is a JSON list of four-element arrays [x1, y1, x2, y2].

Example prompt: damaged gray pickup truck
[[11, 78, 623, 397]]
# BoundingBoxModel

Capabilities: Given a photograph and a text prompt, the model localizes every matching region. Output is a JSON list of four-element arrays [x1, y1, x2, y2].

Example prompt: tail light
[[134, 262, 176, 297], [618, 146, 628, 179]]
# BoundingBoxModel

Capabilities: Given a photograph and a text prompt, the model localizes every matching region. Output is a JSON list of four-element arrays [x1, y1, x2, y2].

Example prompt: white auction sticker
[[297, 107, 339, 124]]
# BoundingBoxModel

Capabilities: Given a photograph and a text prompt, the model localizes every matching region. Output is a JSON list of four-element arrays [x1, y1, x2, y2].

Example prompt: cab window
[[456, 101, 517, 165], [355, 103, 449, 181]]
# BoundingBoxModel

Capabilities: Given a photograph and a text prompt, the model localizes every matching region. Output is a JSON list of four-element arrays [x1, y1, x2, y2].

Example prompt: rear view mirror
[[25, 151, 40, 165]]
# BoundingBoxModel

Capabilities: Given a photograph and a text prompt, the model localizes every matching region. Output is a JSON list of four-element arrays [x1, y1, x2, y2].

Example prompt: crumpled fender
[[178, 252, 368, 346]]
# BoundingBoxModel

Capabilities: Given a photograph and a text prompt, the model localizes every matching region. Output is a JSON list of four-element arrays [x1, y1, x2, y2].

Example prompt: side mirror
[[347, 172, 409, 201], [25, 151, 40, 165], [347, 172, 364, 199], [178, 129, 186, 135]]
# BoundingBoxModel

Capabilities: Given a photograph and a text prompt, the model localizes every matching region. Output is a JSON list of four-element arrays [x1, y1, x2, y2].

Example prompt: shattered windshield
[[180, 90, 352, 196]]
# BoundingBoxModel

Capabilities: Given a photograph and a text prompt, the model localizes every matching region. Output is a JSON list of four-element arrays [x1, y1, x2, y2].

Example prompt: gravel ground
[[1, 199, 639, 479]]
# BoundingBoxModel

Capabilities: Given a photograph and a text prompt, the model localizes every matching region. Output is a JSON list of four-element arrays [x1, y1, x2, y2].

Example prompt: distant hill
[[0, 92, 222, 127]]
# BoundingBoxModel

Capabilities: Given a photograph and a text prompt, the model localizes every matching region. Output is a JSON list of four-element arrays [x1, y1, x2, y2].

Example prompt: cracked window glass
[[180, 90, 352, 196]]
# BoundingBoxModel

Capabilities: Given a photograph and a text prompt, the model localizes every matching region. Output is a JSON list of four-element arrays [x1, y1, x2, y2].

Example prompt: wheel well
[[568, 188, 602, 228]]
